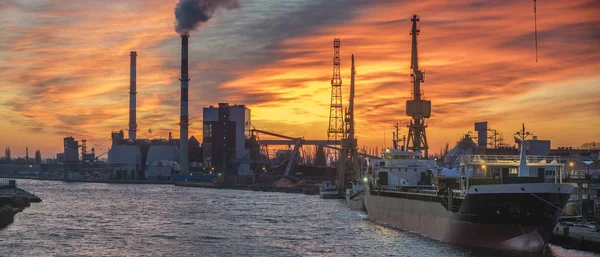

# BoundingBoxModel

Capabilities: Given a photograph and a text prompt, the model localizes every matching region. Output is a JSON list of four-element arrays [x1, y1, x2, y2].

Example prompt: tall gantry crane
[[337, 54, 360, 188], [405, 15, 431, 158], [328, 38, 344, 145]]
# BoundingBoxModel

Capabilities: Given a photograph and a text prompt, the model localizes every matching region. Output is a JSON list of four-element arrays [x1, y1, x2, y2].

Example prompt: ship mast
[[515, 123, 533, 177]]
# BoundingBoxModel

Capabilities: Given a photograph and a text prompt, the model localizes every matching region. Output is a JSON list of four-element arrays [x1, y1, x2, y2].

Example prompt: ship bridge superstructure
[[459, 154, 566, 192]]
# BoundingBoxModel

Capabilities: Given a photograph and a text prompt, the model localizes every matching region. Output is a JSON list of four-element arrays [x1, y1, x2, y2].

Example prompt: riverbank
[[63, 179, 173, 185], [0, 174, 60, 180], [174, 182, 320, 195], [0, 176, 174, 185], [0, 180, 41, 229]]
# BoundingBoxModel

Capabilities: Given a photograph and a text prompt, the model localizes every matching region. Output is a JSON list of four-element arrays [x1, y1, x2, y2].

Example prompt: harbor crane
[[250, 127, 376, 183], [405, 14, 431, 158], [336, 54, 360, 189], [327, 38, 344, 145]]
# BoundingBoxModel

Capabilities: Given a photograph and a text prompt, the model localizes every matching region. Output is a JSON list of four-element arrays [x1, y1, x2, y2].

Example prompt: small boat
[[346, 180, 366, 211], [319, 180, 339, 199]]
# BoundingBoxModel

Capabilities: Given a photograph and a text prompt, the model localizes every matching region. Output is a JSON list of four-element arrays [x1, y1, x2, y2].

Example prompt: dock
[[551, 224, 600, 253]]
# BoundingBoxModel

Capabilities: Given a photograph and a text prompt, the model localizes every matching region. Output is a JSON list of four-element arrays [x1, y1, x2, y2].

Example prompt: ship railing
[[451, 189, 466, 198], [459, 155, 561, 165], [564, 170, 590, 180], [378, 186, 439, 195], [0, 179, 16, 189], [438, 195, 449, 210], [0, 179, 10, 189], [408, 189, 438, 195]]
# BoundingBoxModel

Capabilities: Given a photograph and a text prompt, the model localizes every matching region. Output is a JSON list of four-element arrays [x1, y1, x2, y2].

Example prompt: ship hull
[[365, 183, 571, 253]]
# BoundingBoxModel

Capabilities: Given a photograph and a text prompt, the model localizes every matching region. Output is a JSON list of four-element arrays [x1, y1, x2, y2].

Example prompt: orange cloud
[[0, 0, 598, 158]]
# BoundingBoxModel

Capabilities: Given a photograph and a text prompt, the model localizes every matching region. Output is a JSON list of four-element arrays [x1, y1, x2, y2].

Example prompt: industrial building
[[101, 46, 203, 181], [100, 47, 200, 181], [80, 25, 210, 182], [145, 140, 180, 180], [202, 103, 252, 176], [106, 130, 190, 180]]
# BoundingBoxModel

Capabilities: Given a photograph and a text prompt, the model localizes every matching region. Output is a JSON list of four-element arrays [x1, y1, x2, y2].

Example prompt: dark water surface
[[0, 180, 596, 257]]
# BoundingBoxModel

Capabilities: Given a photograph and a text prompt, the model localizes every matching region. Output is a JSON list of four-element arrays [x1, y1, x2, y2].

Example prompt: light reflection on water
[[0, 180, 596, 257]]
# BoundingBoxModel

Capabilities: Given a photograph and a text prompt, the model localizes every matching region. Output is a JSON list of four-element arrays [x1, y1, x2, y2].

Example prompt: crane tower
[[337, 54, 359, 189], [328, 38, 344, 145], [405, 15, 431, 158]]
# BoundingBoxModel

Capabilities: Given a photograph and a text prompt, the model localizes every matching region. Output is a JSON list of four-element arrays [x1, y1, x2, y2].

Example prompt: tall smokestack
[[129, 51, 137, 140], [174, 0, 240, 174], [179, 34, 190, 174]]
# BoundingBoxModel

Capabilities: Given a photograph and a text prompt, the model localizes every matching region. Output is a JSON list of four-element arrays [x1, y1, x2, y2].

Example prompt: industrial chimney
[[179, 34, 190, 173], [129, 51, 137, 140]]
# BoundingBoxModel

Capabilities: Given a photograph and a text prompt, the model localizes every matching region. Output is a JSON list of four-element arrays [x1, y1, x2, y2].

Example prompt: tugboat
[[319, 180, 339, 199]]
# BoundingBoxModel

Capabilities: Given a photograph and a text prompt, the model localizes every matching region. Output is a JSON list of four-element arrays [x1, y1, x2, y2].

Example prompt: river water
[[0, 180, 596, 257]]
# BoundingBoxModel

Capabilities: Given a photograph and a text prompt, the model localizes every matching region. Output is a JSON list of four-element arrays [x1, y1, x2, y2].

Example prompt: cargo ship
[[364, 141, 573, 253]]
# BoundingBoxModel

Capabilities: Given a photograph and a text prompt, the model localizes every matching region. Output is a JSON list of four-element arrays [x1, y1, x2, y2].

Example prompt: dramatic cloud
[[0, 0, 598, 157]]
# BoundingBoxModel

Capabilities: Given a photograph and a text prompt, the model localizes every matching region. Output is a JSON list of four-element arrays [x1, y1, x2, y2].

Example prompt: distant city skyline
[[1, 0, 599, 157]]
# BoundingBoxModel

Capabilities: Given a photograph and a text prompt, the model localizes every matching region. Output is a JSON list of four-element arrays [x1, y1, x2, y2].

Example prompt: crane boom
[[348, 54, 355, 139]]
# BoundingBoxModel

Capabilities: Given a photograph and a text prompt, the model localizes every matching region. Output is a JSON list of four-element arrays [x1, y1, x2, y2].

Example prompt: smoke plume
[[175, 0, 240, 34]]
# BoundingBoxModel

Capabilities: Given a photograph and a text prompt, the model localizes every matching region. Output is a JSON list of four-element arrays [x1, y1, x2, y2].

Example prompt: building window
[[509, 168, 518, 175], [203, 124, 212, 139]]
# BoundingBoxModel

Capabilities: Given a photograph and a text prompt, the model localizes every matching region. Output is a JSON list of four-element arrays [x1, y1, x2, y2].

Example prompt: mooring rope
[[529, 192, 593, 227]]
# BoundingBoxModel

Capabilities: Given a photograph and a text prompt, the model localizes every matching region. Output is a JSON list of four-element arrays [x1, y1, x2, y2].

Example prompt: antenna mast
[[534, 0, 538, 63], [393, 122, 399, 150]]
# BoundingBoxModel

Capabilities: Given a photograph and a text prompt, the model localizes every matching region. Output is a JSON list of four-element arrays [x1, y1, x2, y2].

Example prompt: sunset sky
[[1, 0, 598, 158]]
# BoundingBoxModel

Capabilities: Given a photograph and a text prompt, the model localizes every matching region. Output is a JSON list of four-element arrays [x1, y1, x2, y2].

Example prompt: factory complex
[[58, 101, 254, 182]]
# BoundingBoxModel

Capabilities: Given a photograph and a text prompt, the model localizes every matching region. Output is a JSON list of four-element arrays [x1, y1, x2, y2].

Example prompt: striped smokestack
[[179, 34, 190, 173], [129, 51, 137, 140]]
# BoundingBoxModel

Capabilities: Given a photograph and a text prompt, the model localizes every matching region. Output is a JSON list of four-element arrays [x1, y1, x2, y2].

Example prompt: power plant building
[[145, 143, 179, 179], [202, 103, 251, 176], [107, 144, 142, 180]]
